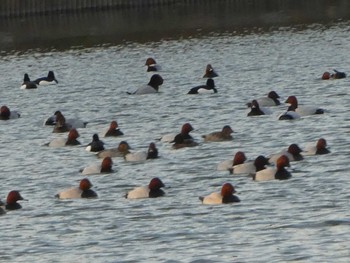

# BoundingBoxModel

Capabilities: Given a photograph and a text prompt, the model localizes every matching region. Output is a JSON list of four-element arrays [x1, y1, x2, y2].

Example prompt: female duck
[[34, 71, 58, 85], [202, 125, 233, 142], [253, 155, 291, 181], [128, 74, 163, 94], [56, 178, 97, 199], [125, 177, 165, 199], [46, 128, 80, 147], [145, 58, 161, 72], [199, 183, 240, 205], [97, 141, 131, 158], [188, 79, 217, 94], [203, 64, 218, 78], [80, 157, 114, 175]]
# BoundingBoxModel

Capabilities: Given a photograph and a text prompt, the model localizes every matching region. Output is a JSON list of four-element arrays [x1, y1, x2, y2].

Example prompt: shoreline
[[0, 0, 349, 53]]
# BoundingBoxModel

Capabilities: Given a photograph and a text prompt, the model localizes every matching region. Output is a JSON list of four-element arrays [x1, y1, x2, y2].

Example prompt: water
[[1, 17, 350, 263]]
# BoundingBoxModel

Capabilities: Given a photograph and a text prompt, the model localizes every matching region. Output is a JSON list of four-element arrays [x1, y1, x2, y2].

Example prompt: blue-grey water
[[1, 20, 350, 262]]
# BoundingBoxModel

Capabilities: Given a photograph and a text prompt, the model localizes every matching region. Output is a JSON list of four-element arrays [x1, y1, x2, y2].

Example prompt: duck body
[[254, 155, 291, 181], [247, 100, 272, 116], [0, 106, 20, 120], [128, 74, 163, 95], [125, 143, 158, 162], [97, 141, 131, 158], [202, 125, 233, 142], [172, 123, 198, 149], [269, 144, 303, 163], [284, 96, 324, 116], [20, 73, 37, 89], [188, 79, 217, 94], [200, 183, 240, 204], [303, 138, 330, 155], [102, 121, 123, 137], [46, 129, 80, 147], [34, 71, 58, 85], [86, 134, 105, 152], [125, 178, 165, 199], [56, 178, 97, 199], [217, 151, 247, 171]]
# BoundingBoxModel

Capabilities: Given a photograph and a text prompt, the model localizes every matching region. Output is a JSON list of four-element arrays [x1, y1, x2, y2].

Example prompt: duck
[[125, 177, 165, 199], [187, 79, 217, 94], [230, 155, 269, 175], [55, 178, 97, 199], [322, 70, 346, 80], [202, 125, 233, 142], [102, 121, 124, 137], [97, 141, 131, 158], [199, 183, 240, 205], [269, 143, 304, 164], [283, 96, 324, 116], [203, 64, 218, 78], [80, 157, 114, 175], [159, 123, 195, 144], [303, 138, 330, 155], [85, 134, 105, 152], [127, 74, 164, 95], [247, 100, 273, 116], [52, 111, 71, 133], [0, 105, 21, 120], [34, 71, 58, 85], [20, 73, 37, 89], [125, 142, 158, 162], [172, 123, 198, 149], [217, 151, 247, 171], [45, 128, 81, 147], [278, 109, 301, 120], [253, 155, 291, 181], [4, 191, 25, 210], [45, 110, 88, 128], [145, 57, 161, 72], [248, 91, 281, 107]]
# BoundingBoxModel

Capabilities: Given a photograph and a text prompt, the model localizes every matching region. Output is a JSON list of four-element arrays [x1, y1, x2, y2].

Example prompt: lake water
[[1, 6, 350, 263]]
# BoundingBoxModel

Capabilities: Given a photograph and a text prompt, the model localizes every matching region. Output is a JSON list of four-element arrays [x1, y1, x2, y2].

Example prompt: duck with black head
[[34, 71, 58, 85], [128, 74, 163, 95], [20, 73, 37, 89], [188, 79, 217, 94]]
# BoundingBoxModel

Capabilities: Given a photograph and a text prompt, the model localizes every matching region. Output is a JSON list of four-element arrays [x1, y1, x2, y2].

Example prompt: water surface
[[0, 12, 350, 263]]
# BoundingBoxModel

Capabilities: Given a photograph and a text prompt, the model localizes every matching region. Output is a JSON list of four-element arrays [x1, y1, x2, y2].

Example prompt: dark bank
[[0, 0, 349, 54]]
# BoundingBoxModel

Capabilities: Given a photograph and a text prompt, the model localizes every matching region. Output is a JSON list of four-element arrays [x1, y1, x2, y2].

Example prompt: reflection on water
[[0, 0, 349, 54]]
